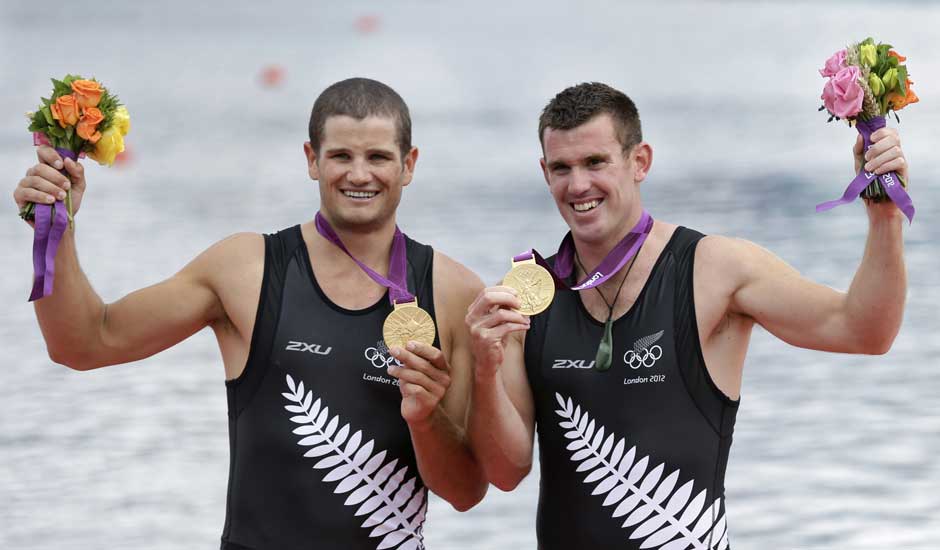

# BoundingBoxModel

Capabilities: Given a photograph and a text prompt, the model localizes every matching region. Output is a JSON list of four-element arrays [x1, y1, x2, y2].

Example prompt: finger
[[36, 145, 63, 170], [869, 128, 898, 143], [20, 172, 69, 198], [28, 164, 71, 189], [468, 290, 522, 319], [865, 145, 903, 173], [474, 308, 531, 330], [487, 323, 531, 340], [853, 135, 864, 157], [871, 157, 908, 178], [63, 157, 86, 190], [389, 347, 450, 385], [15, 185, 62, 208], [404, 341, 448, 371], [389, 365, 444, 394], [864, 134, 899, 161]]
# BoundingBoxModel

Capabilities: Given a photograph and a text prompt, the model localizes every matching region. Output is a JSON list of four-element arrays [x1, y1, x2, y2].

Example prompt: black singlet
[[525, 227, 739, 550], [221, 225, 438, 550]]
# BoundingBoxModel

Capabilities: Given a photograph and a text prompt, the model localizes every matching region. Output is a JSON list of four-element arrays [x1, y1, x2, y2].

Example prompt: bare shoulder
[[432, 249, 485, 306], [188, 232, 265, 304]]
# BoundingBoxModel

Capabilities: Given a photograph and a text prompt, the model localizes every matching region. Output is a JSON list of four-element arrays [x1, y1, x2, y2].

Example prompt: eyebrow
[[548, 153, 611, 170]]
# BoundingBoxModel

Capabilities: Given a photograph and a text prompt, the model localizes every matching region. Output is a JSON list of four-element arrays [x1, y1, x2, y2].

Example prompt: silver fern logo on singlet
[[623, 330, 664, 369]]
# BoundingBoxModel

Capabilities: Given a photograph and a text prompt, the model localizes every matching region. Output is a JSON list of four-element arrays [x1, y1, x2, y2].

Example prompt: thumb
[[63, 157, 86, 191]]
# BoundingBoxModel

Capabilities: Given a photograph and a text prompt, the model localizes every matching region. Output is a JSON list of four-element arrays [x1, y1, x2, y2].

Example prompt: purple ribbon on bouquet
[[314, 211, 415, 305], [28, 147, 75, 301], [815, 116, 915, 223], [514, 210, 654, 290]]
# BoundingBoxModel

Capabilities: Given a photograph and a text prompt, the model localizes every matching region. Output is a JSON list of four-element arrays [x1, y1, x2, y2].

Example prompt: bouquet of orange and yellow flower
[[816, 38, 915, 222], [22, 75, 130, 301]]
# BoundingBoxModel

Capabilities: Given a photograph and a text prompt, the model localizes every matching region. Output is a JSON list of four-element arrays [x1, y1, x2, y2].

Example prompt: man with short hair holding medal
[[15, 77, 487, 549], [466, 82, 910, 549]]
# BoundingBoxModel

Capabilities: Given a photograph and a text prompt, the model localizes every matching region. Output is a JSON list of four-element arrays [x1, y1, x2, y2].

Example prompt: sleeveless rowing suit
[[525, 227, 739, 550], [221, 225, 437, 550]]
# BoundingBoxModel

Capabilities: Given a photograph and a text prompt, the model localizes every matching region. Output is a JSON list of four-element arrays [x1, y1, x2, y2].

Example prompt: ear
[[401, 146, 419, 187], [303, 142, 320, 180], [539, 157, 550, 186], [631, 142, 653, 183]]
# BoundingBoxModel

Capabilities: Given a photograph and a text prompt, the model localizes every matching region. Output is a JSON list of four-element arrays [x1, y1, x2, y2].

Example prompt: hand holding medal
[[314, 212, 435, 348], [503, 211, 653, 371]]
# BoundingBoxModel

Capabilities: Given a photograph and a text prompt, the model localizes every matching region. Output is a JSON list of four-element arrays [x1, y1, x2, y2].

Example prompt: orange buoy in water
[[259, 65, 286, 88], [354, 14, 380, 34]]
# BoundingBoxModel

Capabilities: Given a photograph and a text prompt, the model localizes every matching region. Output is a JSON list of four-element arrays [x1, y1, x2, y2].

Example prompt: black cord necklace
[[575, 241, 643, 371]]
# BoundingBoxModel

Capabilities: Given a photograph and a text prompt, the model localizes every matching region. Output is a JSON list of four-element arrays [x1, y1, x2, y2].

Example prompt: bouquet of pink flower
[[22, 75, 130, 301], [816, 38, 915, 222]]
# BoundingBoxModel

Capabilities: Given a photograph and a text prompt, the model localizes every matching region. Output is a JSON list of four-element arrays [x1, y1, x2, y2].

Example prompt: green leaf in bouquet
[[65, 125, 74, 141], [862, 37, 875, 46], [887, 55, 899, 68], [897, 66, 908, 95], [47, 125, 65, 139], [41, 105, 54, 125]]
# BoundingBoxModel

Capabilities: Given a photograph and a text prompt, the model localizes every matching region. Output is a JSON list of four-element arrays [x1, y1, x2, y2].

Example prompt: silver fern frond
[[285, 375, 426, 550], [634, 330, 665, 353], [553, 392, 728, 550]]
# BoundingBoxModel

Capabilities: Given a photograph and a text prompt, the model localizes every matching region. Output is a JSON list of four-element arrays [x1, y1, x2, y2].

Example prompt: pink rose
[[819, 49, 847, 77], [821, 66, 864, 118]]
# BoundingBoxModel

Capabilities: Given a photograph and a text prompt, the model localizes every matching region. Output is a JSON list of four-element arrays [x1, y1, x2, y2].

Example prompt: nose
[[568, 167, 592, 195], [347, 159, 371, 185]]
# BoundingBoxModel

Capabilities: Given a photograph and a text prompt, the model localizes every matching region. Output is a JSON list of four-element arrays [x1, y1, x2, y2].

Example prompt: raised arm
[[704, 127, 907, 355], [15, 146, 253, 371], [465, 286, 536, 491]]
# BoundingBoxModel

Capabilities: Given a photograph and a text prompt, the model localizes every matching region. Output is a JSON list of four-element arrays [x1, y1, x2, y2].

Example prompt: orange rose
[[71, 79, 103, 108], [886, 79, 919, 111], [887, 51, 907, 63], [50, 94, 80, 128], [76, 107, 104, 143]]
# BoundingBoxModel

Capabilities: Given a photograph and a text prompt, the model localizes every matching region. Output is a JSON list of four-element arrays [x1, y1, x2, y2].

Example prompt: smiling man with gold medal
[[468, 82, 910, 549]]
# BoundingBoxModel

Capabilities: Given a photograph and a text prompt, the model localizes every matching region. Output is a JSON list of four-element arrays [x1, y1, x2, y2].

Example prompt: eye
[[588, 158, 606, 168], [369, 153, 391, 162], [331, 152, 351, 161], [551, 165, 570, 175]]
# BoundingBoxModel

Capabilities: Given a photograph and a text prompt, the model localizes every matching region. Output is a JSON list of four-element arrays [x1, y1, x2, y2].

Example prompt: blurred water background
[[1, 1, 938, 548]]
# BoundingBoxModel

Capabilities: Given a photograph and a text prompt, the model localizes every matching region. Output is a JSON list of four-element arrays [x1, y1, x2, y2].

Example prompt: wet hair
[[538, 82, 642, 153], [308, 77, 412, 158]]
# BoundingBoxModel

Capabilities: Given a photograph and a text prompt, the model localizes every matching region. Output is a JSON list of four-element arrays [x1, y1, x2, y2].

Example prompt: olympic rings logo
[[364, 347, 400, 369], [623, 345, 663, 369]]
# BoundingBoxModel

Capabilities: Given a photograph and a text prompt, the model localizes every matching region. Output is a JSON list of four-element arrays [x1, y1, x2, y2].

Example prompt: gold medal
[[383, 300, 436, 349], [503, 257, 555, 315]]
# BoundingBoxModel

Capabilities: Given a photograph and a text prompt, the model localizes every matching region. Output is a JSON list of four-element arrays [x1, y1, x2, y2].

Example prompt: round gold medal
[[383, 300, 436, 349], [503, 259, 555, 315]]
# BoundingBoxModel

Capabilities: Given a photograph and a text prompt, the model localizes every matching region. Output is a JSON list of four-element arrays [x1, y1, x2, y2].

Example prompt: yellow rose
[[859, 44, 877, 67], [88, 126, 125, 166], [113, 106, 131, 136]]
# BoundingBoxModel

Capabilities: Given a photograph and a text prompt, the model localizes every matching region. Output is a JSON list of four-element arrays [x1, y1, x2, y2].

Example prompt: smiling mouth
[[343, 190, 379, 199], [571, 199, 602, 212]]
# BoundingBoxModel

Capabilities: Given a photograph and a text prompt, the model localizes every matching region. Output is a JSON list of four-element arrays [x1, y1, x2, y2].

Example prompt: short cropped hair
[[538, 82, 642, 153], [308, 78, 412, 158]]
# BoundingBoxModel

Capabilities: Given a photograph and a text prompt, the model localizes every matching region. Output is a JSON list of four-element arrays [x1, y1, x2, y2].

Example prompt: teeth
[[572, 200, 600, 212], [343, 191, 378, 199]]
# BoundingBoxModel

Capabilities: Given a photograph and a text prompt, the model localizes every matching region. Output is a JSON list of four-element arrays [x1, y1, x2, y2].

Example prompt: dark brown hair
[[538, 82, 642, 152], [308, 78, 412, 158]]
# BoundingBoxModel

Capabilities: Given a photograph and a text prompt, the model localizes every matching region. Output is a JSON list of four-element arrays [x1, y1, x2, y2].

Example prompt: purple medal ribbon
[[314, 211, 415, 305], [816, 116, 915, 223], [514, 210, 654, 290], [28, 147, 75, 301]]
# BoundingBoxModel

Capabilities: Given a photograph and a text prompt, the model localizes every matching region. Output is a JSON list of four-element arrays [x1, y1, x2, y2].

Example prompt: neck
[[313, 213, 398, 276], [572, 208, 644, 272]]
